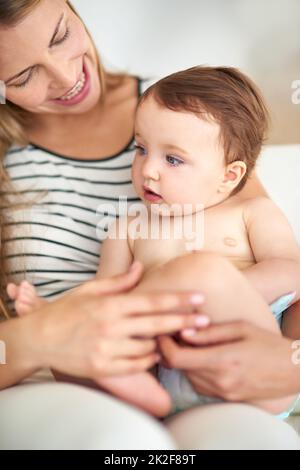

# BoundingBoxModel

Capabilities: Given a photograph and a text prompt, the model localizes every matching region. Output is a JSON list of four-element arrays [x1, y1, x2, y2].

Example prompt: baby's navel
[[223, 237, 238, 247]]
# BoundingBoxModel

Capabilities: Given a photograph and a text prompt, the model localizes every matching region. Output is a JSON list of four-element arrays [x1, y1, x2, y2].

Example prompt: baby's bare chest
[[131, 205, 255, 272]]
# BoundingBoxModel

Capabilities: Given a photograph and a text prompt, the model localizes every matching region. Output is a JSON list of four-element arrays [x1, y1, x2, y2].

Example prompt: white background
[[72, 0, 300, 144]]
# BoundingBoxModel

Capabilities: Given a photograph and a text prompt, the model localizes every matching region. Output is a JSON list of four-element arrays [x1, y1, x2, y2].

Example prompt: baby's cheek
[[131, 161, 142, 186]]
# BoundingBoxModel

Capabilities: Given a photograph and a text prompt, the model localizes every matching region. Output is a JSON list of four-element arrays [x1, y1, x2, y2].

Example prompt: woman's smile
[[51, 57, 91, 106]]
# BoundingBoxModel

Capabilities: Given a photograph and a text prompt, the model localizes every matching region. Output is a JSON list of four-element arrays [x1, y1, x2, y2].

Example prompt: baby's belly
[[140, 252, 255, 283]]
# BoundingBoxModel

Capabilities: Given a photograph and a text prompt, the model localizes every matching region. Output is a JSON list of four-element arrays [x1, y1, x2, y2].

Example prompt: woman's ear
[[218, 161, 247, 194]]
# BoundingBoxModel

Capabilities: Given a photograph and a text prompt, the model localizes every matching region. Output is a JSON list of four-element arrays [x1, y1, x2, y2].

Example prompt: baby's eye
[[166, 155, 184, 167], [134, 144, 147, 156]]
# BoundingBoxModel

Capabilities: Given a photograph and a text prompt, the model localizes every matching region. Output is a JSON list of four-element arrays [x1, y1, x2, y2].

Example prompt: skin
[[159, 321, 300, 401], [0, 0, 100, 116], [1, 262, 206, 390], [1, 0, 299, 409], [133, 97, 246, 214], [12, 95, 300, 417]]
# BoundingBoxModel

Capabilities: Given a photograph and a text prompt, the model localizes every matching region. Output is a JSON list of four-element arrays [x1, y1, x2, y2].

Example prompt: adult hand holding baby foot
[[4, 261, 206, 390]]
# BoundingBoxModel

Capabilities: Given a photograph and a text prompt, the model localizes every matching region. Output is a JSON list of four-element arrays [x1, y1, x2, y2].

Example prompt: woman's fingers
[[82, 261, 144, 296], [94, 354, 160, 378], [185, 370, 220, 398], [180, 320, 250, 346], [157, 335, 220, 369], [106, 291, 205, 319], [116, 312, 208, 337], [108, 338, 157, 358]]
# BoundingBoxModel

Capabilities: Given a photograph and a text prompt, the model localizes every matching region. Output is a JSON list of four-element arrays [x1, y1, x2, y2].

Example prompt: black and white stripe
[[4, 77, 156, 301]]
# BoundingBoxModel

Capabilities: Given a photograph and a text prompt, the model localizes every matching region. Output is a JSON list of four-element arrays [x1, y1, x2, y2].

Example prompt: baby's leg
[[133, 251, 296, 415], [7, 281, 171, 417]]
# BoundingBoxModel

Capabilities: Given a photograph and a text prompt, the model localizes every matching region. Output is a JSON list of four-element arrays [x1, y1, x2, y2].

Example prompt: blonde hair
[[0, 0, 126, 318]]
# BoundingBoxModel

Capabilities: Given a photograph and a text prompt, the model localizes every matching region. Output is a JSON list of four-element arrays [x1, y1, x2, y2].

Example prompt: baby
[[8, 66, 300, 418]]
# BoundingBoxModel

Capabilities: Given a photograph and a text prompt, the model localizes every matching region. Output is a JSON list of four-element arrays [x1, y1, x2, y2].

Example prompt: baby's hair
[[139, 66, 270, 191]]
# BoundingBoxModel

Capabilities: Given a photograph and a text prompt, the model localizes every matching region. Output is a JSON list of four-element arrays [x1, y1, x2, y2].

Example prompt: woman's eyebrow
[[4, 13, 64, 84]]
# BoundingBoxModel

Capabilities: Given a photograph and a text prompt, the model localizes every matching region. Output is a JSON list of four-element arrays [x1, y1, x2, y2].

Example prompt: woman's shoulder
[[4, 144, 30, 162], [6, 144, 29, 155], [108, 74, 160, 102], [4, 144, 33, 165]]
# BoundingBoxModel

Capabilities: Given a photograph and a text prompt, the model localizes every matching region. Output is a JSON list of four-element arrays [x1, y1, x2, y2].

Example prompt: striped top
[[3, 77, 154, 307]]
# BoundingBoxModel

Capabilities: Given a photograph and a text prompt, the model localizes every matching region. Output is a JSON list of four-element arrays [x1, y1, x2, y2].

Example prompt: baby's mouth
[[143, 186, 163, 202]]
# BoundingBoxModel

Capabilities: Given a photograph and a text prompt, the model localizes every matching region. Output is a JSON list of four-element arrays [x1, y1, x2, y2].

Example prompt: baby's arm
[[96, 217, 172, 416], [97, 217, 134, 279], [243, 197, 300, 337]]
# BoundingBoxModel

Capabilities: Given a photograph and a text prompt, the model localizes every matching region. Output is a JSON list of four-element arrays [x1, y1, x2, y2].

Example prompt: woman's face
[[0, 0, 101, 115]]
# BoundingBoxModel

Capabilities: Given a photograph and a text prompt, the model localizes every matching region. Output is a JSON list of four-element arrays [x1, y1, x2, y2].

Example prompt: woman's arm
[[243, 197, 300, 338], [0, 314, 44, 389], [239, 171, 269, 199], [243, 196, 300, 303]]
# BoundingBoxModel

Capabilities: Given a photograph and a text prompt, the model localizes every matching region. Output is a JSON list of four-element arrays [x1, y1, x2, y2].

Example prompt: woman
[[0, 0, 299, 449]]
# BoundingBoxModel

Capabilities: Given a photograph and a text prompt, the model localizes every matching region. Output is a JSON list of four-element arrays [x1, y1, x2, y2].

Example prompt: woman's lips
[[51, 60, 91, 106]]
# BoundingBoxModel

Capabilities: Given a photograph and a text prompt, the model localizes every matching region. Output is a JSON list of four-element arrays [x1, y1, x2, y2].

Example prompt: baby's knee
[[178, 251, 232, 280], [161, 251, 233, 294]]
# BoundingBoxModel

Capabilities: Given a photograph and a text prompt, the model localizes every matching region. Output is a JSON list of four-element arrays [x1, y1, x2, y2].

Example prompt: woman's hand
[[158, 321, 300, 401], [24, 262, 205, 385]]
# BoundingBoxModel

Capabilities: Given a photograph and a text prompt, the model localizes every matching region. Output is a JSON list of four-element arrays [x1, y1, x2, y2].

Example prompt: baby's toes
[[6, 283, 19, 301], [19, 280, 36, 302], [15, 298, 34, 316], [14, 281, 37, 316]]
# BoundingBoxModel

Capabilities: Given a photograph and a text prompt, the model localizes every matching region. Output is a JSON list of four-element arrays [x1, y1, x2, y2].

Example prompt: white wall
[[72, 0, 300, 144]]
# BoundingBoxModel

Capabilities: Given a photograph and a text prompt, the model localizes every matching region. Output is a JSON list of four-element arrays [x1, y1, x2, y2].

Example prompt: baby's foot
[[97, 371, 172, 417], [7, 280, 45, 316]]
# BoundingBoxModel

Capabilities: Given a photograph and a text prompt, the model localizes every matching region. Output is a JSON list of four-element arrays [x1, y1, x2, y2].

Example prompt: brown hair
[[140, 66, 269, 191], [0, 0, 126, 318]]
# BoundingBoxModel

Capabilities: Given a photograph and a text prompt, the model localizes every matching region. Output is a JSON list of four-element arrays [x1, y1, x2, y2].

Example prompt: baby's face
[[132, 96, 226, 215]]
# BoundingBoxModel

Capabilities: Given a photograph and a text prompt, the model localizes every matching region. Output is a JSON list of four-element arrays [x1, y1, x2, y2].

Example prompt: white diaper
[[158, 366, 221, 415]]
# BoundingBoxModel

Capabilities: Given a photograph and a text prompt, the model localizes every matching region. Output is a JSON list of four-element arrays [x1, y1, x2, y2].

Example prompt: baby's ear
[[218, 161, 247, 194]]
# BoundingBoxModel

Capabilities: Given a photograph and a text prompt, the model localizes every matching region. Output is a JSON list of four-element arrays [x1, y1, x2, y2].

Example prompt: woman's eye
[[13, 69, 35, 88], [53, 27, 71, 46], [166, 155, 184, 167], [11, 28, 70, 88], [134, 144, 147, 156]]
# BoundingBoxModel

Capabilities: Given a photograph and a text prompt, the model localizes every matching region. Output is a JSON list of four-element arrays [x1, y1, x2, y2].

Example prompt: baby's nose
[[142, 161, 160, 181]]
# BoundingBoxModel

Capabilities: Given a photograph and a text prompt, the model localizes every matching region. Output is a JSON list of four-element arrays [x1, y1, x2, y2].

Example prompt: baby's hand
[[6, 280, 43, 316]]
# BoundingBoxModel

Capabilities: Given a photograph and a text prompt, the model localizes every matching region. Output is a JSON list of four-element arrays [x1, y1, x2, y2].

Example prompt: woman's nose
[[48, 59, 79, 92]]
